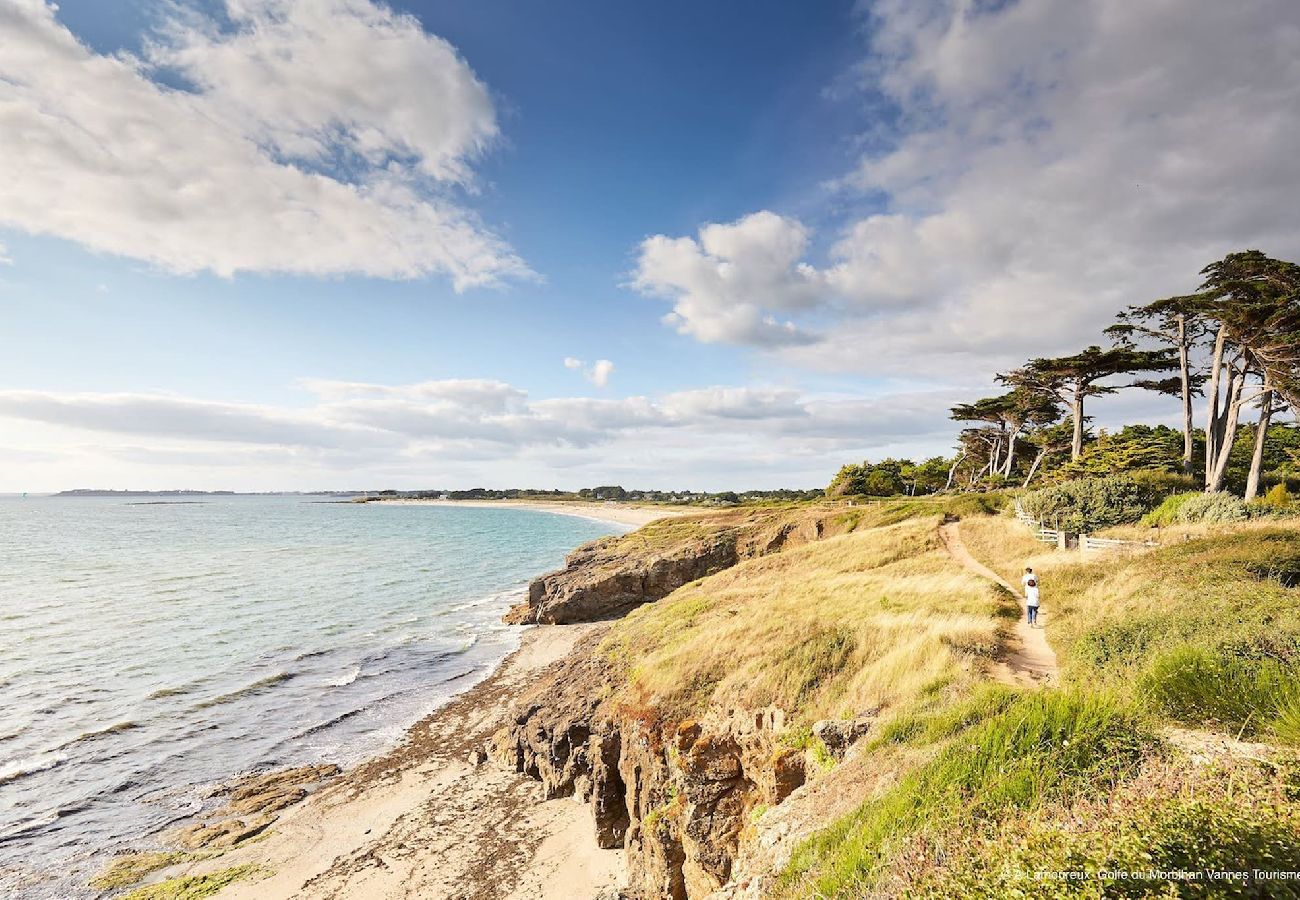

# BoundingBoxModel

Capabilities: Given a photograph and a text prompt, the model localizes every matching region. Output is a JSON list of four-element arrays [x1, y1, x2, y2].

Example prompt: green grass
[[779, 689, 1150, 898], [1141, 644, 1300, 741], [900, 755, 1300, 898]]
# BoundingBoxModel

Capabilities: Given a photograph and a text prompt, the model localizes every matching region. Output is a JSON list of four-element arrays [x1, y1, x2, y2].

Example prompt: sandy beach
[[379, 497, 687, 527], [158, 623, 623, 899]]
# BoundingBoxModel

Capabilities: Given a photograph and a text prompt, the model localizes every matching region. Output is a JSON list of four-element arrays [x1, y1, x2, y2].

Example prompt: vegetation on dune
[[774, 506, 1300, 897], [600, 514, 1012, 726], [1142, 490, 1251, 526], [900, 756, 1300, 899], [779, 689, 1151, 897]]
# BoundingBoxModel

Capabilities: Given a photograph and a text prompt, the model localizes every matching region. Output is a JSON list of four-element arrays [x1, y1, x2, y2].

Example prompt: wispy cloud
[[631, 0, 1300, 377], [0, 0, 530, 288], [0, 379, 962, 489]]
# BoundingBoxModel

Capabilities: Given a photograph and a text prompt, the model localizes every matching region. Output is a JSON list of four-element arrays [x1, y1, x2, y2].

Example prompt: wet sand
[[161, 624, 623, 899], [378, 498, 686, 527]]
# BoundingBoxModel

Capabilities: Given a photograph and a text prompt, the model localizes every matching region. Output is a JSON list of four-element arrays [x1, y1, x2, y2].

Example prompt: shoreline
[[374, 497, 687, 527], [149, 623, 623, 899]]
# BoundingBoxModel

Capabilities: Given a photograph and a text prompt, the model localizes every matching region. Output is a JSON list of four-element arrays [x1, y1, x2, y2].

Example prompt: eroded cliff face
[[489, 635, 809, 898], [503, 509, 841, 625], [492, 507, 868, 897]]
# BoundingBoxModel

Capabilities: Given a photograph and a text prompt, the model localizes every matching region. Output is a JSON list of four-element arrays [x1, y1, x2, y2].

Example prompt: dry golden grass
[[600, 517, 1010, 725]]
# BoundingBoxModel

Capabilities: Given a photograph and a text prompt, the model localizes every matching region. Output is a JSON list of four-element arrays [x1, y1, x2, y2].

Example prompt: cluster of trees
[[950, 251, 1300, 500], [370, 486, 825, 504], [827, 457, 953, 497]]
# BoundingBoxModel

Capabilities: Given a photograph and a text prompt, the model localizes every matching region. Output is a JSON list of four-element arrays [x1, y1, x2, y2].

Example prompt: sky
[[1, 0, 1298, 492]]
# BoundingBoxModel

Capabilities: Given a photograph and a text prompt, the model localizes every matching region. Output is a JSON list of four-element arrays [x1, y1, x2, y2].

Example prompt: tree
[[1000, 346, 1179, 460], [1020, 421, 1075, 488], [1181, 251, 1300, 492], [1243, 388, 1288, 501], [950, 389, 1061, 480], [1108, 296, 1210, 475]]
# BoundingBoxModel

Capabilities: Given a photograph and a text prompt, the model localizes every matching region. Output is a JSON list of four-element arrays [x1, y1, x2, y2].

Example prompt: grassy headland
[[766, 503, 1300, 898]]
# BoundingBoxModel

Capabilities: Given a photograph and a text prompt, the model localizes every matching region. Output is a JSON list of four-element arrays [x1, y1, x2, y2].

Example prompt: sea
[[0, 495, 623, 898]]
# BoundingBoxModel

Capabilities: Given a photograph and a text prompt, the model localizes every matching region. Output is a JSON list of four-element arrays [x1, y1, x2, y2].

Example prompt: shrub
[[1260, 483, 1295, 509], [1020, 475, 1167, 532], [1143, 490, 1250, 526]]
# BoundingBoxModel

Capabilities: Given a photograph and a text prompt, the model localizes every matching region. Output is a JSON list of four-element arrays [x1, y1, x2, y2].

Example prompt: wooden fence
[[1080, 534, 1157, 554]]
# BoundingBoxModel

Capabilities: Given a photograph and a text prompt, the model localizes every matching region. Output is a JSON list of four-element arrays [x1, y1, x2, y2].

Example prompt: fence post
[[1060, 531, 1070, 552]]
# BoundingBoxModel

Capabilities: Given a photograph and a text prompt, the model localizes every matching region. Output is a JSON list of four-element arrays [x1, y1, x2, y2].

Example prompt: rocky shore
[[96, 505, 861, 899], [488, 506, 874, 898]]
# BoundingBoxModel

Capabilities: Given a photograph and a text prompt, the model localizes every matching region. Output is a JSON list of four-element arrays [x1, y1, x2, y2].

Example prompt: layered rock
[[504, 509, 845, 625], [504, 532, 739, 625], [489, 633, 821, 899]]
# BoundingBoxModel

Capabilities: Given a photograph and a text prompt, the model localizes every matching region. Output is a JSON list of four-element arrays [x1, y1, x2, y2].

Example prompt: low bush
[[1143, 490, 1251, 526], [1257, 483, 1296, 510], [1020, 475, 1168, 532]]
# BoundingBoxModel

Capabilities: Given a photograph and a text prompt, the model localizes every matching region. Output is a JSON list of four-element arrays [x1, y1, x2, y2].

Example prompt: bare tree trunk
[[1204, 324, 1228, 487], [1207, 366, 1246, 493], [1177, 314, 1194, 476], [1245, 384, 1274, 502], [1003, 431, 1018, 477], [945, 451, 967, 490], [1023, 448, 1047, 488], [1070, 389, 1085, 460]]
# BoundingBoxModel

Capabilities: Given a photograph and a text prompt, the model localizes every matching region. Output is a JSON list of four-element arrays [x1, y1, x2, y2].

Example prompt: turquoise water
[[0, 496, 621, 898]]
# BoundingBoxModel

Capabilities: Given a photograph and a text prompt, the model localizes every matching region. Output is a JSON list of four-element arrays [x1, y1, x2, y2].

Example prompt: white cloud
[[630, 0, 1300, 377], [0, 240, 10, 265], [0, 0, 529, 287], [630, 211, 823, 346], [0, 379, 963, 491], [561, 357, 616, 387]]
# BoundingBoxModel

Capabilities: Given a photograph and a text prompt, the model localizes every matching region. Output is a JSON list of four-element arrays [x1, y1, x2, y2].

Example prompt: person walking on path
[[1024, 571, 1041, 626]]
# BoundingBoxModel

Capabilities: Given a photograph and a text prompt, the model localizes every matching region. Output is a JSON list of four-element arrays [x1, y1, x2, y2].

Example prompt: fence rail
[[1080, 534, 1156, 554]]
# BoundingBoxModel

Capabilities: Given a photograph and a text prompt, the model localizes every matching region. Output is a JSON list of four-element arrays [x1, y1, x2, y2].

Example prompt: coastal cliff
[[488, 502, 925, 894], [491, 503, 1300, 899], [489, 629, 817, 898], [503, 508, 843, 625]]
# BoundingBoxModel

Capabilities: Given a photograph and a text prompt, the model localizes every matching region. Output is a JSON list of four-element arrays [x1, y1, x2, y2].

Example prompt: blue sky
[[1, 0, 1297, 490]]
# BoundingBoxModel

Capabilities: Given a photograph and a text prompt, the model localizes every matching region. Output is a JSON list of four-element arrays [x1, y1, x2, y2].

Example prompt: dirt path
[[939, 521, 1059, 686]]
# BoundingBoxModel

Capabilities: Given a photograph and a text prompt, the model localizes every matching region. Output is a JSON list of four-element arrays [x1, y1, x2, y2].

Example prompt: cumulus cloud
[[562, 358, 616, 387], [631, 0, 1300, 376], [630, 211, 823, 346], [0, 0, 529, 287], [0, 379, 961, 490]]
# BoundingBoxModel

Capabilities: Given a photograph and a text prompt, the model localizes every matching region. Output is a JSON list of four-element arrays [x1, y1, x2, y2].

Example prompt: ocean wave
[[294, 705, 367, 738], [59, 720, 139, 748], [0, 752, 67, 786], [328, 666, 361, 687], [191, 672, 294, 710]]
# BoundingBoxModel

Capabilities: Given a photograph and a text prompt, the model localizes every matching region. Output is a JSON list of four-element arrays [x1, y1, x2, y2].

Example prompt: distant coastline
[[53, 489, 365, 497], [376, 497, 683, 527]]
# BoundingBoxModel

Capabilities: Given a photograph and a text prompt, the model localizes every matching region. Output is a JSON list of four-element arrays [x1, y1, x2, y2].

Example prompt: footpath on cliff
[[938, 519, 1059, 687]]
